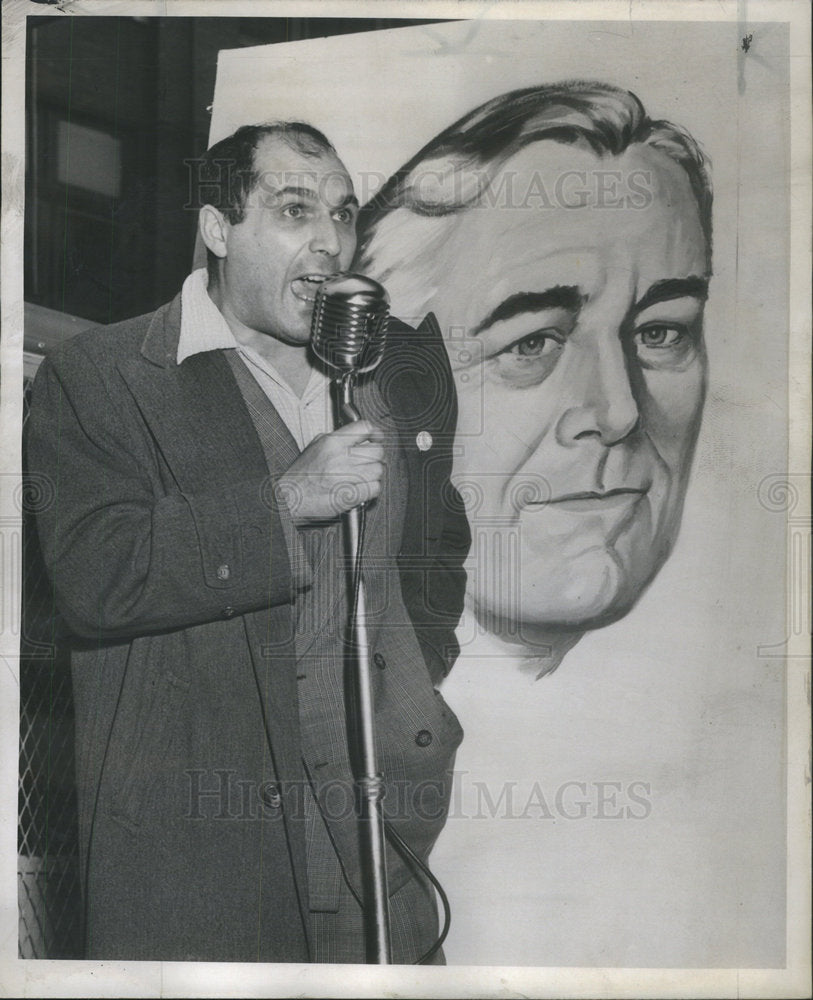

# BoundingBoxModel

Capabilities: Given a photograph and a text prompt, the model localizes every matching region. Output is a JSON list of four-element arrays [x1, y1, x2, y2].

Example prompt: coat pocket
[[304, 778, 343, 914], [109, 669, 190, 830]]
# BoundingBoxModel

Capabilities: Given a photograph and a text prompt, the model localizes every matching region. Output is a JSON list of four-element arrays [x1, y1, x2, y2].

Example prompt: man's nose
[[308, 213, 342, 257], [555, 332, 640, 447]]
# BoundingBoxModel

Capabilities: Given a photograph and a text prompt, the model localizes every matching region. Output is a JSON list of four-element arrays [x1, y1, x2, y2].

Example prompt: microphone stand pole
[[339, 371, 392, 965]]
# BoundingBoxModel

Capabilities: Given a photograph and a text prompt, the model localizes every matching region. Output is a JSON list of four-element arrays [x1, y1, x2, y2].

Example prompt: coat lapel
[[116, 353, 271, 494]]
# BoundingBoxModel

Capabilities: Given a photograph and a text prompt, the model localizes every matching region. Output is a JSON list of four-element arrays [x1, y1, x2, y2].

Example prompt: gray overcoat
[[25, 292, 469, 962]]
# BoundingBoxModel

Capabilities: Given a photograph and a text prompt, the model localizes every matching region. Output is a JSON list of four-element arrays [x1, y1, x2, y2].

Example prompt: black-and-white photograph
[[1, 2, 809, 997]]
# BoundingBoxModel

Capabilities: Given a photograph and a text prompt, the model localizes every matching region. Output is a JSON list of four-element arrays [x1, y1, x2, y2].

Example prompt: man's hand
[[276, 420, 386, 525]]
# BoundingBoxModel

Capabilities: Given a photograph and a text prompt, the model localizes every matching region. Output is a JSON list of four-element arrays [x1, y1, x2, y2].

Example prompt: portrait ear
[[198, 205, 229, 260]]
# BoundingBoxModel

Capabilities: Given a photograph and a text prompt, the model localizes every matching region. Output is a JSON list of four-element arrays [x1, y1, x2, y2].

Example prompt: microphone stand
[[338, 370, 392, 965]]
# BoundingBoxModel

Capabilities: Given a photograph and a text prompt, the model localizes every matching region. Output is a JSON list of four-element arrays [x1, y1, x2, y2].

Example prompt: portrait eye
[[508, 331, 563, 357], [628, 320, 701, 371], [635, 324, 685, 349], [333, 207, 356, 224], [281, 203, 305, 219], [489, 328, 565, 389]]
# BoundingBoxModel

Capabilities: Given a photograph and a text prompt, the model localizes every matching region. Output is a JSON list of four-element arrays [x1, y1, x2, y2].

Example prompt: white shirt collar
[[177, 267, 237, 363], [176, 266, 330, 418]]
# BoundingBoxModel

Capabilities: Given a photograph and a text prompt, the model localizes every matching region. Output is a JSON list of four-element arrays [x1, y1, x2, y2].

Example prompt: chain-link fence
[[19, 379, 83, 958]]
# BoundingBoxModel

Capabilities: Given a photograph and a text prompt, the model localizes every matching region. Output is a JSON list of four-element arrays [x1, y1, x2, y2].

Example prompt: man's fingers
[[353, 479, 382, 503], [332, 420, 385, 444], [361, 461, 385, 481], [280, 421, 387, 522], [330, 463, 384, 488], [349, 443, 385, 463], [322, 476, 381, 513]]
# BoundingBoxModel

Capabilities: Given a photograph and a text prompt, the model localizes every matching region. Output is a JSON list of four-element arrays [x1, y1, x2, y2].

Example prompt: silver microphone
[[311, 271, 395, 959], [310, 273, 390, 375]]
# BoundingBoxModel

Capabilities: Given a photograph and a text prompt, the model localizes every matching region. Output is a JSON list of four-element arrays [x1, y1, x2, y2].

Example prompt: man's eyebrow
[[267, 186, 358, 210], [472, 286, 584, 336], [270, 185, 319, 200], [634, 276, 709, 314]]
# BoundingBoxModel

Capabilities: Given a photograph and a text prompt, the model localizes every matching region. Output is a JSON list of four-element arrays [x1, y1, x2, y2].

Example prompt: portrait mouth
[[291, 273, 334, 304], [525, 488, 649, 513]]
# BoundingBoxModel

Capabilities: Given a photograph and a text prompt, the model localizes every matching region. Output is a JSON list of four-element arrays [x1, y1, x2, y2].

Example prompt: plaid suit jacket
[[228, 351, 463, 963]]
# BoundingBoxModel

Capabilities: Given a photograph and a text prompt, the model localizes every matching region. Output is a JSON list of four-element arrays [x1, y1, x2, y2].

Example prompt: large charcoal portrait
[[2, 7, 806, 997]]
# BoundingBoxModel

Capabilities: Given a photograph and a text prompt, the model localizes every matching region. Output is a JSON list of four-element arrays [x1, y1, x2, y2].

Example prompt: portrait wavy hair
[[356, 81, 713, 320]]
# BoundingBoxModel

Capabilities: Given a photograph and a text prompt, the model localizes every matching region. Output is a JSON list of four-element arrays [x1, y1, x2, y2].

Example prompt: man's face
[[218, 135, 358, 344], [426, 141, 709, 641]]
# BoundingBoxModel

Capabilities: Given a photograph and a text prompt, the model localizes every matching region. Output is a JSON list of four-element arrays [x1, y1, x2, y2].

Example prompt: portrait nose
[[555, 334, 640, 447], [309, 214, 342, 257]]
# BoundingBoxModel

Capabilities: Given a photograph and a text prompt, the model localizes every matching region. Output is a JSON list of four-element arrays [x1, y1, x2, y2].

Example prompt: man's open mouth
[[291, 274, 332, 304]]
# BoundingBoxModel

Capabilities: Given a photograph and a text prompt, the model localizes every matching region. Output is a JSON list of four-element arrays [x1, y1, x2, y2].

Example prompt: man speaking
[[26, 122, 468, 964]]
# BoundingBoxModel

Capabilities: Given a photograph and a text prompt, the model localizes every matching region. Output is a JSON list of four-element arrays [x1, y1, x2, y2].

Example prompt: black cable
[[384, 822, 452, 965]]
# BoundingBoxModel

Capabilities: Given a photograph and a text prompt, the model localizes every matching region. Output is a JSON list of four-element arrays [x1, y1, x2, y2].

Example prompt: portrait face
[[212, 134, 358, 345], [424, 141, 709, 642]]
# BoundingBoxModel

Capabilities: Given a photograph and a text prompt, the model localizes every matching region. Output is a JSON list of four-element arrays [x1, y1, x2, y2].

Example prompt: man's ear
[[199, 205, 229, 260]]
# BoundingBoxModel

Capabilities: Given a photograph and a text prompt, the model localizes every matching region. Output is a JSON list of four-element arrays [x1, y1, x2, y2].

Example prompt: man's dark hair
[[357, 82, 713, 309], [195, 121, 336, 279], [197, 121, 336, 223]]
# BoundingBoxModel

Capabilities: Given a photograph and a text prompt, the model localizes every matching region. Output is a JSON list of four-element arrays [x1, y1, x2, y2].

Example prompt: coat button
[[373, 653, 386, 670], [261, 783, 282, 809], [415, 729, 433, 747], [415, 431, 433, 452], [222, 606, 236, 618], [216, 563, 230, 581]]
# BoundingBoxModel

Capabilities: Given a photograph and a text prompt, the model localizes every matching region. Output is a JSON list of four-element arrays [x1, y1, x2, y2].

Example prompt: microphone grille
[[311, 273, 390, 373]]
